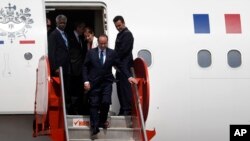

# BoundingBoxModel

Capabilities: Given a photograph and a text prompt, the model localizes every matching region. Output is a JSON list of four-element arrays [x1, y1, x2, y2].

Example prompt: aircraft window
[[197, 50, 211, 68], [227, 50, 241, 68], [138, 49, 152, 67]]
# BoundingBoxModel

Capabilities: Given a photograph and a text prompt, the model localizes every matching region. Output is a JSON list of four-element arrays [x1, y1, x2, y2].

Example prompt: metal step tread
[[67, 115, 132, 119], [67, 115, 133, 128], [68, 126, 139, 130], [69, 139, 135, 141], [68, 127, 140, 140], [67, 115, 139, 140]]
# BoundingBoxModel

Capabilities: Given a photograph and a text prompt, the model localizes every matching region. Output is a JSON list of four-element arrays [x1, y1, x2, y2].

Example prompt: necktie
[[61, 32, 68, 48], [78, 35, 82, 47], [100, 50, 104, 65], [88, 41, 92, 50], [90, 41, 92, 49]]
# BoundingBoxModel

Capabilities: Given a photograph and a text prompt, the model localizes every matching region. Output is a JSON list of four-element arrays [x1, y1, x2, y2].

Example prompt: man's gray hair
[[55, 14, 67, 24]]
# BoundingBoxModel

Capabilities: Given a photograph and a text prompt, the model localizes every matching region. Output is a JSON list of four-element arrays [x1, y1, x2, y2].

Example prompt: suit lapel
[[93, 48, 101, 65], [56, 29, 68, 49], [74, 34, 82, 48], [103, 48, 111, 66]]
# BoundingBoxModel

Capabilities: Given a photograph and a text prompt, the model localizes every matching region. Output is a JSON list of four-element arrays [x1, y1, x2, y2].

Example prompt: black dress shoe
[[118, 110, 124, 116], [118, 111, 131, 116], [124, 111, 131, 115], [91, 127, 100, 136], [98, 121, 110, 129]]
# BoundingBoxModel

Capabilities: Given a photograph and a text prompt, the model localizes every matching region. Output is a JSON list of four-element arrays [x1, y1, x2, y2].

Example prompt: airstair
[[33, 56, 155, 141], [66, 115, 138, 141]]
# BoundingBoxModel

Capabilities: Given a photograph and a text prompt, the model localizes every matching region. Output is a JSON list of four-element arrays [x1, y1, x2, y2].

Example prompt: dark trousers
[[63, 74, 72, 114], [70, 75, 89, 115], [89, 82, 112, 127], [116, 71, 132, 115]]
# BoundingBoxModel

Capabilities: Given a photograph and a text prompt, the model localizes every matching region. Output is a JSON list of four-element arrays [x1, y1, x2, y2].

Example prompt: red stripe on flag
[[19, 40, 35, 44], [225, 14, 242, 34]]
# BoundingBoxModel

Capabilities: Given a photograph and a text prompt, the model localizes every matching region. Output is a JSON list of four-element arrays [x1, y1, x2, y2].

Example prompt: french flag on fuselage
[[0, 40, 35, 45], [224, 14, 241, 33], [193, 14, 210, 33], [193, 14, 242, 34], [19, 40, 35, 44]]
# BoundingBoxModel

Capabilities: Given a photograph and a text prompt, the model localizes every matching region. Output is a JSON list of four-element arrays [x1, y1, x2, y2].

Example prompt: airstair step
[[68, 127, 140, 140], [67, 115, 132, 128], [69, 139, 135, 141]]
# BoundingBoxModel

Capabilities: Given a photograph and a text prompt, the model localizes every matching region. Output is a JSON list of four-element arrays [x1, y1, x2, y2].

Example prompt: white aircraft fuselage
[[0, 0, 250, 141]]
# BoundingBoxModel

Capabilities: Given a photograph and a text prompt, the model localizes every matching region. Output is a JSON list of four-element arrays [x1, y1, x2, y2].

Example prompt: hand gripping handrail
[[131, 57, 156, 141], [131, 67, 148, 141]]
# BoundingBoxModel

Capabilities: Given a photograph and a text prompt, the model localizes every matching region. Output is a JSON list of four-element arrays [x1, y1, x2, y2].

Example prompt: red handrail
[[131, 58, 156, 141], [33, 56, 66, 141], [33, 56, 50, 136], [132, 58, 150, 121]]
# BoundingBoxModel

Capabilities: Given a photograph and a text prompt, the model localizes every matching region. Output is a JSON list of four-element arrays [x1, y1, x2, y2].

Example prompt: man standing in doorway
[[48, 14, 72, 114], [113, 15, 134, 116], [68, 22, 88, 115], [46, 18, 52, 36]]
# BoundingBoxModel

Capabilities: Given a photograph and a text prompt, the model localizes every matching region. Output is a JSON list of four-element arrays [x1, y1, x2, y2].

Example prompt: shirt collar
[[74, 30, 79, 37], [56, 27, 64, 34], [119, 27, 128, 33], [98, 47, 106, 53]]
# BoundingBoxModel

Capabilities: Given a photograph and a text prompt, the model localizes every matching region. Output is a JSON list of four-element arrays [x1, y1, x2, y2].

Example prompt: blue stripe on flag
[[193, 14, 210, 34]]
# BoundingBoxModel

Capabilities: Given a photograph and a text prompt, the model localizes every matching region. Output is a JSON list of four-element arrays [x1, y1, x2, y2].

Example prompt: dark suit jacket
[[68, 33, 87, 76], [83, 47, 131, 88], [115, 27, 134, 69], [48, 29, 70, 75]]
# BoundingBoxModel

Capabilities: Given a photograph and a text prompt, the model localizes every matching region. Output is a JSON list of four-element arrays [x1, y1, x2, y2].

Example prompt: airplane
[[0, 0, 250, 141]]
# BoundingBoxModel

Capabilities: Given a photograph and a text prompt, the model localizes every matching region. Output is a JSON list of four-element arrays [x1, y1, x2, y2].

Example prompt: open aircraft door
[[0, 0, 47, 114]]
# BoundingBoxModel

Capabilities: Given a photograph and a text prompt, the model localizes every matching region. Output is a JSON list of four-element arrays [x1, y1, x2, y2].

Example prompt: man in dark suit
[[113, 15, 134, 115], [68, 22, 88, 115], [82, 34, 137, 136], [48, 14, 72, 114], [46, 18, 52, 36]]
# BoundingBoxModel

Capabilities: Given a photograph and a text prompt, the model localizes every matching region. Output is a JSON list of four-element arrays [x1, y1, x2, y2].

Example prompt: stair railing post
[[59, 67, 69, 141], [131, 68, 148, 141]]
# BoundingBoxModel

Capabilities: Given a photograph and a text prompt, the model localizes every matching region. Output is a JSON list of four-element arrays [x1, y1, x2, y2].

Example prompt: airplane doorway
[[45, 2, 107, 37]]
